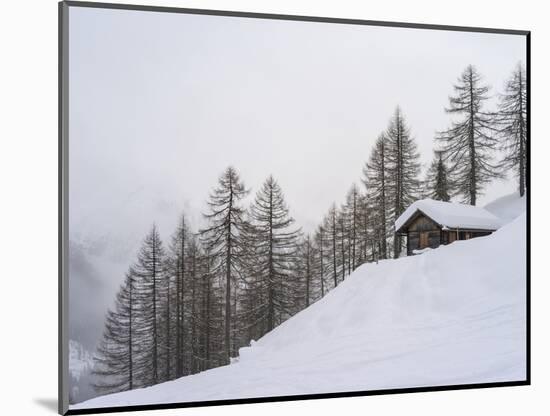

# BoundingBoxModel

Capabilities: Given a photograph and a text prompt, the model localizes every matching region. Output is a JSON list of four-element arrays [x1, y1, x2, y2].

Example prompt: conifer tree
[[296, 235, 314, 308], [92, 268, 137, 394], [323, 205, 340, 288], [496, 63, 527, 196], [186, 235, 202, 374], [163, 269, 172, 380], [313, 225, 327, 298], [200, 167, 249, 363], [343, 184, 361, 271], [337, 207, 348, 280], [363, 134, 389, 259], [94, 226, 167, 393], [196, 247, 222, 371], [238, 226, 266, 343], [246, 175, 301, 335], [166, 214, 190, 378], [426, 151, 452, 201], [385, 107, 421, 258], [436, 65, 500, 205], [132, 225, 166, 385], [356, 193, 371, 265]]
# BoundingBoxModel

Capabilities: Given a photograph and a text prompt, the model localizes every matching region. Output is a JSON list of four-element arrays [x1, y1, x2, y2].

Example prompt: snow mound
[[395, 199, 502, 232], [484, 192, 526, 224], [74, 204, 526, 410]]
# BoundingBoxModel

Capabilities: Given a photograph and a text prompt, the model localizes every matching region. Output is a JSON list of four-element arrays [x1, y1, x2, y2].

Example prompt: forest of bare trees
[[91, 63, 527, 395]]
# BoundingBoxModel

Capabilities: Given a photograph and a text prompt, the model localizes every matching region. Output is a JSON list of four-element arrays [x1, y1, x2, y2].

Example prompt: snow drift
[[484, 192, 526, 223], [74, 199, 527, 410]]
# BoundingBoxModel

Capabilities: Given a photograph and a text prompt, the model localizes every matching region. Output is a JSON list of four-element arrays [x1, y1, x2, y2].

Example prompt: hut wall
[[406, 214, 441, 254], [403, 213, 495, 256]]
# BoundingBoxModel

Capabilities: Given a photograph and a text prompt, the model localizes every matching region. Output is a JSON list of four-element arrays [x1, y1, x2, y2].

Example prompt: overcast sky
[[68, 6, 526, 352]]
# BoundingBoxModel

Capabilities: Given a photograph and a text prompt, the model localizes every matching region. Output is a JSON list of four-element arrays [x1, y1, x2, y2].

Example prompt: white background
[[0, 0, 547, 415]]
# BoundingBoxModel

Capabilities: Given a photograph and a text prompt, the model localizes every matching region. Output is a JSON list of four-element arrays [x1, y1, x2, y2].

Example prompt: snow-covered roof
[[395, 199, 502, 232]]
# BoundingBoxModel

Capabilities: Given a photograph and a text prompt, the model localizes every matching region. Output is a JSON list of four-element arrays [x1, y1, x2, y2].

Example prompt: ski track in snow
[[73, 195, 526, 409]]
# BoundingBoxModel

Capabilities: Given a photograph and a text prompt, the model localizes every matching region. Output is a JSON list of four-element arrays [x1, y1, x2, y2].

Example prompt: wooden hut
[[395, 199, 502, 256]]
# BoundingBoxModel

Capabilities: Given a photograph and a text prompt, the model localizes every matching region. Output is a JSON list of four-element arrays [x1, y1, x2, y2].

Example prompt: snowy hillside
[[74, 196, 526, 410], [484, 192, 526, 223]]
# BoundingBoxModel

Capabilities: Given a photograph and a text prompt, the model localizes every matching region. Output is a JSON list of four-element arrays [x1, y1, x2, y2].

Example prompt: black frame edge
[[59, 1, 70, 415], [66, 380, 530, 415], [525, 31, 531, 386], [62, 0, 530, 36]]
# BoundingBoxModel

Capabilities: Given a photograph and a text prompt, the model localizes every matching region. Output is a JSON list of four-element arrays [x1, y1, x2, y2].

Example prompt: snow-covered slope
[[484, 192, 526, 224], [74, 201, 527, 410]]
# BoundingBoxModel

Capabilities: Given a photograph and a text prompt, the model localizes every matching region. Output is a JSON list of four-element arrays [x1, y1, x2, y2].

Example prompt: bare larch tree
[[436, 65, 500, 205], [495, 63, 527, 196], [200, 166, 249, 363]]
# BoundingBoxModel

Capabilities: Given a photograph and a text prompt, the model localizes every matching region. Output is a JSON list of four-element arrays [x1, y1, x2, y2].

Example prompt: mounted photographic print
[[59, 1, 530, 414]]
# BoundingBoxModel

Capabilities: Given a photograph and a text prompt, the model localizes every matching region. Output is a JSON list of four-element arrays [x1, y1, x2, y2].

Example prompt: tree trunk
[[128, 277, 133, 390], [332, 213, 338, 287], [380, 143, 387, 259], [225, 178, 233, 363], [320, 230, 325, 298], [152, 233, 158, 384], [519, 73, 525, 197], [205, 256, 211, 369], [268, 186, 274, 332], [165, 276, 170, 380], [305, 239, 310, 307], [469, 69, 477, 206]]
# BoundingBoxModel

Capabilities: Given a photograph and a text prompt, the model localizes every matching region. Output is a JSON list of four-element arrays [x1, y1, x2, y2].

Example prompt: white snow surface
[[395, 199, 503, 232], [484, 192, 526, 223], [74, 201, 526, 409]]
